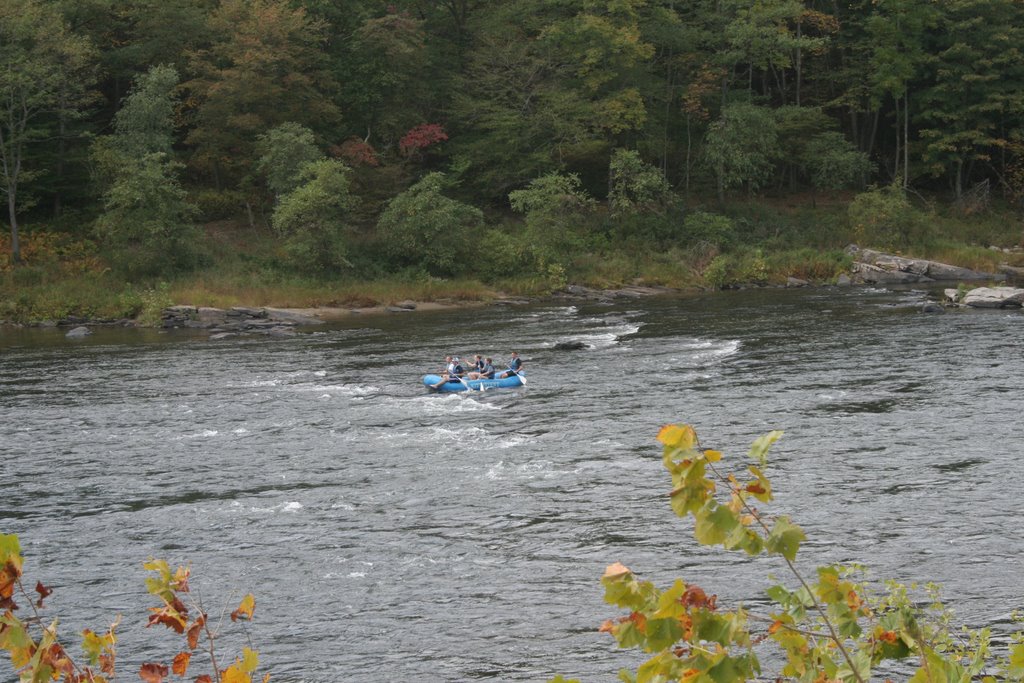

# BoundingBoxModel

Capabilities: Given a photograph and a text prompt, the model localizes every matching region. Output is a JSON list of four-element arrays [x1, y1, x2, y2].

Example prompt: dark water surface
[[2, 286, 1023, 681]]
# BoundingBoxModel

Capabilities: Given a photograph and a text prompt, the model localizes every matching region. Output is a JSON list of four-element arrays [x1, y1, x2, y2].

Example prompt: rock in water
[[65, 326, 92, 338]]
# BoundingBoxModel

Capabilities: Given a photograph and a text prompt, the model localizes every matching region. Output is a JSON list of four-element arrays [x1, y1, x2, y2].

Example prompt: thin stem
[[704, 456, 866, 683]]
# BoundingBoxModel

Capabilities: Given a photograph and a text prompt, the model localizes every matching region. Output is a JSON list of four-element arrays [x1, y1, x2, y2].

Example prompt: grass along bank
[[2, 196, 1023, 326]]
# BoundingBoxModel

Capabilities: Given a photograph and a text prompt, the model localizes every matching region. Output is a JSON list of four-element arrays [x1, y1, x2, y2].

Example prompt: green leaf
[[615, 620, 645, 649], [765, 516, 805, 562], [644, 617, 683, 651], [653, 580, 688, 619], [0, 533, 21, 563], [747, 430, 783, 466], [693, 501, 740, 546], [1008, 641, 1024, 677]]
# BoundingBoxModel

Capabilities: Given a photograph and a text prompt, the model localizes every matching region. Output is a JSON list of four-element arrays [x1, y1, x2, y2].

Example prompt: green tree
[[256, 123, 324, 200], [184, 0, 340, 190], [376, 172, 483, 276], [704, 102, 780, 201], [608, 149, 672, 216], [865, 0, 938, 188], [802, 132, 872, 205], [94, 154, 201, 278], [917, 0, 1024, 202], [271, 159, 353, 273], [348, 8, 431, 149], [509, 172, 596, 268], [0, 0, 96, 264], [111, 64, 180, 159]]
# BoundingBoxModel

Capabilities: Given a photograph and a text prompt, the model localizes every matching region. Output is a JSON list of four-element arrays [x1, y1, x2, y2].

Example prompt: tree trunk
[[8, 190, 20, 265], [54, 85, 67, 218], [795, 16, 802, 106], [903, 90, 909, 190]]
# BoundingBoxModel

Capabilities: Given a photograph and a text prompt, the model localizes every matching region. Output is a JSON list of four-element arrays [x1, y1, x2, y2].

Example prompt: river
[[2, 285, 1022, 682]]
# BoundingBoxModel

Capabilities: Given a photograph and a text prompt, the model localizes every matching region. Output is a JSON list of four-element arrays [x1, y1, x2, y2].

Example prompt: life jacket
[[453, 363, 465, 375], [481, 364, 495, 378], [508, 357, 521, 371]]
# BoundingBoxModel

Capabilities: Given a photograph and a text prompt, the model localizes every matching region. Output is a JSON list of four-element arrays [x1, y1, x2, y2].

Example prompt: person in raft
[[466, 354, 485, 378], [499, 351, 522, 378], [432, 355, 466, 389], [469, 356, 495, 380]]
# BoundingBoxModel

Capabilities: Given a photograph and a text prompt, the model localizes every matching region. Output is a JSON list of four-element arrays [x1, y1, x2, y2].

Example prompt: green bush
[[376, 172, 484, 277], [272, 159, 353, 274], [193, 189, 245, 221], [681, 211, 737, 249], [848, 183, 929, 250]]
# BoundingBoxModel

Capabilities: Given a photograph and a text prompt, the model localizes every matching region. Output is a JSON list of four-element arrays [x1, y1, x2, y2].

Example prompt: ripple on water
[[2, 289, 1023, 682]]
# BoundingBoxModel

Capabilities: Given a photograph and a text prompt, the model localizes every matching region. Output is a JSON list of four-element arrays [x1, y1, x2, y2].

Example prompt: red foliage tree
[[399, 123, 448, 156], [331, 137, 380, 166]]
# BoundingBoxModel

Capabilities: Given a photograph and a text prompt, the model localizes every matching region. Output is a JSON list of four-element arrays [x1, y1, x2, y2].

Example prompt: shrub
[[271, 159, 353, 274], [681, 211, 737, 250], [94, 153, 203, 278], [848, 183, 929, 250], [551, 424, 1024, 683], [376, 172, 483, 277], [509, 172, 596, 267], [0, 533, 264, 683]]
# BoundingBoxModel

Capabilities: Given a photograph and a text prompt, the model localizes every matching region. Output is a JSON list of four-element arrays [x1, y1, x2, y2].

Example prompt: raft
[[422, 372, 524, 392]]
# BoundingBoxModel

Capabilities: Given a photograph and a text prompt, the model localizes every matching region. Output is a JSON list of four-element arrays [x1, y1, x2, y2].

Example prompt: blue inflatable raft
[[422, 372, 525, 392]]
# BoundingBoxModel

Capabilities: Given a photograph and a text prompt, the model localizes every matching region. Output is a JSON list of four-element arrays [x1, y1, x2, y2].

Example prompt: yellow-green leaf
[[765, 516, 805, 562], [747, 430, 783, 466]]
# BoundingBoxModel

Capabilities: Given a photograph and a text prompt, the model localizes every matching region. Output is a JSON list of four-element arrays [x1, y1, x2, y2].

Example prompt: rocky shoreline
[[8, 245, 1024, 338]]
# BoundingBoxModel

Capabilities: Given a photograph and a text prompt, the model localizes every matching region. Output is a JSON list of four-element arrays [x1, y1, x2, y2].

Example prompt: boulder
[[920, 302, 945, 314], [553, 340, 588, 350], [196, 307, 229, 324], [787, 277, 809, 288], [852, 262, 928, 284], [65, 326, 91, 338], [849, 246, 997, 282], [961, 286, 1024, 308], [262, 308, 325, 325]]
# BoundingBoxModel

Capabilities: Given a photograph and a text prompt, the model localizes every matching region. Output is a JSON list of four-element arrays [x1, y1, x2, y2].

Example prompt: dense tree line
[[2, 0, 1022, 276]]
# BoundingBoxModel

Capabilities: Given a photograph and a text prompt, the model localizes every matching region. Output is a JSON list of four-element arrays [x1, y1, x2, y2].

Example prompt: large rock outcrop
[[848, 246, 997, 284]]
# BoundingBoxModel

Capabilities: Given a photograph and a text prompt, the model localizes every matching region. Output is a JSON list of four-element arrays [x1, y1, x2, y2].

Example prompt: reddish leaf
[[172, 652, 191, 677], [147, 608, 186, 634], [194, 675, 213, 683], [230, 594, 255, 622], [186, 615, 206, 650], [331, 138, 379, 167], [34, 581, 53, 607], [398, 123, 448, 155], [140, 662, 168, 683]]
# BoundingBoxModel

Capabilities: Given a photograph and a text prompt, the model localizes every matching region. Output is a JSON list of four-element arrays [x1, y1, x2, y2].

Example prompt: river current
[[2, 286, 1022, 682]]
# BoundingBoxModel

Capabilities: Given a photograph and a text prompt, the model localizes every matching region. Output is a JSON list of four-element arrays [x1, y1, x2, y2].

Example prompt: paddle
[[507, 367, 526, 385]]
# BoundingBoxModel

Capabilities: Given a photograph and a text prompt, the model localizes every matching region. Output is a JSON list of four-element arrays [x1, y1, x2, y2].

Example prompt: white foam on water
[[484, 459, 566, 480], [175, 429, 219, 440], [282, 501, 303, 512], [416, 394, 502, 414], [233, 428, 248, 434]]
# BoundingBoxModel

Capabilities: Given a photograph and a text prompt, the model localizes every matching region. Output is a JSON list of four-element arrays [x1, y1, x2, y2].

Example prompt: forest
[[1, 0, 1023, 321]]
